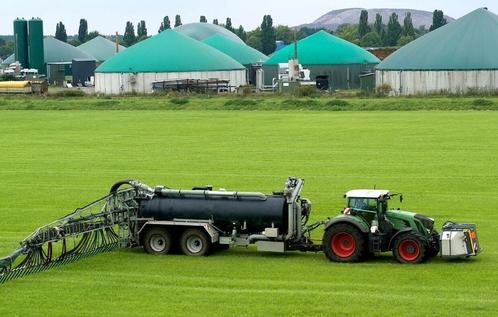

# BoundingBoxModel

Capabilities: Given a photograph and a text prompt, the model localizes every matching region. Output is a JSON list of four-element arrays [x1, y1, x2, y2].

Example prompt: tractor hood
[[387, 209, 435, 231]]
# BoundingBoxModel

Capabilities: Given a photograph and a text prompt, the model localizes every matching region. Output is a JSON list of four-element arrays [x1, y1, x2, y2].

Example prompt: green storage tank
[[28, 18, 45, 74], [13, 18, 29, 68]]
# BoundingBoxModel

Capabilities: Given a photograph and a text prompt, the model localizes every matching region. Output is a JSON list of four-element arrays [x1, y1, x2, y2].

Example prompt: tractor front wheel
[[393, 233, 427, 264], [323, 224, 365, 262]]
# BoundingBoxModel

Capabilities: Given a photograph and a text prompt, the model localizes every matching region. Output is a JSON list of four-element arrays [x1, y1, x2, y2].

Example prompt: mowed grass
[[0, 109, 497, 316]]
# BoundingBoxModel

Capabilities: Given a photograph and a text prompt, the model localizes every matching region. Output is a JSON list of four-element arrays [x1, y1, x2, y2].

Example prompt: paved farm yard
[[0, 110, 497, 316]]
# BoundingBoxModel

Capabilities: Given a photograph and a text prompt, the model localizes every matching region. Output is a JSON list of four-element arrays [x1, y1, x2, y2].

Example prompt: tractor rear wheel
[[323, 224, 366, 262], [143, 227, 173, 255], [180, 228, 211, 256], [393, 233, 427, 264]]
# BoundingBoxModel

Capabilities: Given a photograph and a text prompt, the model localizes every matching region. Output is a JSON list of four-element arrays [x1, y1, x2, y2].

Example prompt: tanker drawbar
[[0, 177, 481, 284]]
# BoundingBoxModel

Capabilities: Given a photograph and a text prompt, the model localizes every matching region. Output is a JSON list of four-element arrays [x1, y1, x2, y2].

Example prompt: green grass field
[[0, 106, 497, 316]]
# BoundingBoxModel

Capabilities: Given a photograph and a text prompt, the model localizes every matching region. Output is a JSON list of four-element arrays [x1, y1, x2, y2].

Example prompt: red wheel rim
[[331, 232, 356, 258], [398, 239, 420, 262]]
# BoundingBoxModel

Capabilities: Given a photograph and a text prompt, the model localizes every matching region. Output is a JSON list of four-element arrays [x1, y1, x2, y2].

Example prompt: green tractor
[[323, 189, 440, 263]]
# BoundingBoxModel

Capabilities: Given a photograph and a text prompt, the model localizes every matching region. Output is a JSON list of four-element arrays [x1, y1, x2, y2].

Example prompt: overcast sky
[[1, 0, 496, 35]]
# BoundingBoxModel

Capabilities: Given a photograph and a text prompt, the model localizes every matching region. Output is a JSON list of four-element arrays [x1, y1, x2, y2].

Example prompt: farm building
[[95, 30, 246, 94], [262, 30, 380, 89], [2, 36, 95, 84], [202, 34, 268, 84], [78, 36, 126, 63], [376, 8, 498, 95], [175, 23, 244, 44]]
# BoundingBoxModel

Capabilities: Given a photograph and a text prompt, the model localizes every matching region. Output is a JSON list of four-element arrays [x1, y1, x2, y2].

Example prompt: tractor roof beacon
[[0, 179, 481, 284]]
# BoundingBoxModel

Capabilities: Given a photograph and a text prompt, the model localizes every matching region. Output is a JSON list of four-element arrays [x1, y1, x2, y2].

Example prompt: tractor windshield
[[348, 198, 378, 212]]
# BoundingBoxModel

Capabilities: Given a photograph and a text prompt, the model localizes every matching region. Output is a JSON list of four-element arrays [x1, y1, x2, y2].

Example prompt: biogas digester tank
[[138, 188, 288, 233], [14, 19, 29, 68], [28, 18, 45, 74]]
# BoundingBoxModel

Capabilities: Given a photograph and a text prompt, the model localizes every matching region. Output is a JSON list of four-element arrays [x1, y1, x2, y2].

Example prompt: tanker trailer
[[120, 177, 317, 256]]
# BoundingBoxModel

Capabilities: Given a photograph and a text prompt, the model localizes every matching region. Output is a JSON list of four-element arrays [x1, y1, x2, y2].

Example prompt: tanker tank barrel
[[158, 188, 267, 200]]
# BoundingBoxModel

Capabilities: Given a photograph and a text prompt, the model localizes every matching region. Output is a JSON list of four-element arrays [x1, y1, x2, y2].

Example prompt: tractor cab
[[345, 189, 393, 214]]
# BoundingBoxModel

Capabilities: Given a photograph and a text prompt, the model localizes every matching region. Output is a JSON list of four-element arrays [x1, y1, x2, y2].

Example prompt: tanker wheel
[[322, 224, 365, 262], [143, 227, 172, 255], [180, 228, 211, 256], [393, 233, 427, 264]]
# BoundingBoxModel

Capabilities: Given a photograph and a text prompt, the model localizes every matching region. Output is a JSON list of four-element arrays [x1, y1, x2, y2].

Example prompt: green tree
[[225, 18, 234, 32], [55, 22, 67, 42], [374, 13, 384, 35], [78, 19, 88, 43], [360, 32, 382, 47], [358, 10, 371, 38], [175, 15, 182, 27], [158, 16, 171, 32], [260, 15, 276, 55], [123, 21, 136, 46], [200, 16, 207, 23], [213, 19, 219, 25], [275, 25, 294, 43], [430, 10, 447, 31], [298, 27, 325, 39], [246, 28, 262, 52], [397, 35, 415, 46], [87, 31, 100, 41], [403, 12, 415, 37], [386, 13, 402, 46], [336, 24, 359, 43], [137, 20, 148, 41], [236, 25, 247, 42], [0, 40, 15, 59]]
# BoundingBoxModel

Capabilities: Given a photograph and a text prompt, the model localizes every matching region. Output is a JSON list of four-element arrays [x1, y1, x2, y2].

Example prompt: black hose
[[109, 179, 136, 194]]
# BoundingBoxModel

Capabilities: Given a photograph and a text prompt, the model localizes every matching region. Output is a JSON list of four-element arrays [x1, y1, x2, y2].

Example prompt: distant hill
[[299, 8, 455, 31]]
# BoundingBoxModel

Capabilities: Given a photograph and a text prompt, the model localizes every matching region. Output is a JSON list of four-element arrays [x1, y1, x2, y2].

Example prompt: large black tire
[[322, 224, 366, 262], [180, 228, 211, 256], [392, 233, 427, 264], [143, 227, 173, 255]]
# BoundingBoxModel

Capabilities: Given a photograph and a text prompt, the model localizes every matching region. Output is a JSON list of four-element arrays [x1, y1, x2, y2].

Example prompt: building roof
[[345, 190, 390, 199], [377, 8, 498, 71], [2, 37, 95, 66], [202, 34, 267, 65], [264, 30, 380, 66], [1, 54, 14, 65], [78, 36, 126, 62], [96, 30, 245, 73], [175, 23, 244, 44], [44, 36, 95, 63]]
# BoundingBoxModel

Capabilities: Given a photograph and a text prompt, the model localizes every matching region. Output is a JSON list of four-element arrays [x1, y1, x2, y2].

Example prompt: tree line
[[0, 9, 449, 60], [337, 9, 448, 47]]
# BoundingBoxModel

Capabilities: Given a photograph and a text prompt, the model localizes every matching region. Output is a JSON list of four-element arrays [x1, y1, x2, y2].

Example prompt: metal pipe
[[159, 188, 267, 200]]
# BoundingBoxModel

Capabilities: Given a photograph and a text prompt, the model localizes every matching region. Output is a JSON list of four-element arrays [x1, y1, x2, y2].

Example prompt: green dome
[[203, 34, 268, 65], [78, 36, 126, 62], [2, 37, 94, 65], [377, 8, 498, 70], [264, 30, 380, 65], [44, 36, 95, 63], [175, 23, 244, 44], [96, 30, 244, 73]]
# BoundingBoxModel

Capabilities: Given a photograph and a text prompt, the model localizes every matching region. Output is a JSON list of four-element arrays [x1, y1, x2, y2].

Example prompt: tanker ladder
[[0, 180, 152, 284]]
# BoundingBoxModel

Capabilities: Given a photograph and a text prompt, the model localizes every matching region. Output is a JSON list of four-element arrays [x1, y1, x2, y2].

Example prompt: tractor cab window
[[348, 198, 378, 212]]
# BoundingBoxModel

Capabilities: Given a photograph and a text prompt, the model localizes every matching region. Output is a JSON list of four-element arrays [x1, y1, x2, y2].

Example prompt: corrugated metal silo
[[13, 18, 29, 68], [28, 18, 45, 74]]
